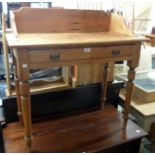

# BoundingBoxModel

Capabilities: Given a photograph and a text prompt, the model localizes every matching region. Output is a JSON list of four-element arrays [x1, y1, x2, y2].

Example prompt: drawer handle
[[50, 53, 60, 61], [112, 50, 120, 56]]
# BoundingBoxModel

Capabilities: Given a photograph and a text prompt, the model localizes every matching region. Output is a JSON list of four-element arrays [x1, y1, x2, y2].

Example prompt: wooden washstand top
[[6, 32, 146, 48], [6, 7, 146, 48]]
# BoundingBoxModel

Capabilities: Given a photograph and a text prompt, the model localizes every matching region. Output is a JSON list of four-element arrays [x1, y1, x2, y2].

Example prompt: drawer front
[[104, 45, 133, 58], [29, 45, 133, 63]]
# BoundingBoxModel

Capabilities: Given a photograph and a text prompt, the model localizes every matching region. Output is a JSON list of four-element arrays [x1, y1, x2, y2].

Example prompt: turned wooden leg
[[20, 81, 32, 152], [12, 55, 23, 125], [123, 43, 141, 128], [16, 49, 32, 152], [14, 73, 23, 125], [108, 62, 115, 82], [123, 67, 135, 128], [101, 63, 109, 106]]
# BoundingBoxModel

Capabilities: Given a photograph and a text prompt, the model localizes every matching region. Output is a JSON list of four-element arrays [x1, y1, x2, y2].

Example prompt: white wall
[[147, 1, 155, 33]]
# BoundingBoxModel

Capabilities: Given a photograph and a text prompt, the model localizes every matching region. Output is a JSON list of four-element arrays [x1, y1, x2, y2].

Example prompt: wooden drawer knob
[[50, 53, 60, 60], [112, 49, 120, 56]]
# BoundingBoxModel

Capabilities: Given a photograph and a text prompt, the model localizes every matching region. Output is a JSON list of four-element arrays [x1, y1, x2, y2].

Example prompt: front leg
[[123, 65, 135, 128], [123, 43, 141, 128], [101, 63, 109, 106], [20, 80, 32, 151], [16, 49, 32, 152], [12, 53, 23, 125]]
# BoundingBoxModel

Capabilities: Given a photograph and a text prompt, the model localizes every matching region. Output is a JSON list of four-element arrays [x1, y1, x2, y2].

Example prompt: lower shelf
[[6, 80, 71, 97]]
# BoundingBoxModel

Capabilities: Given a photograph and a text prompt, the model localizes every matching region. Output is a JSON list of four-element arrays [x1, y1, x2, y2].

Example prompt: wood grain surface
[[6, 32, 146, 48], [3, 105, 147, 153]]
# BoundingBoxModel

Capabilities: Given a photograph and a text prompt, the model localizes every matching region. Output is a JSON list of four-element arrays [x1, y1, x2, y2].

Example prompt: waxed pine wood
[[5, 8, 146, 152], [11, 8, 111, 33], [12, 53, 23, 125], [16, 49, 32, 151]]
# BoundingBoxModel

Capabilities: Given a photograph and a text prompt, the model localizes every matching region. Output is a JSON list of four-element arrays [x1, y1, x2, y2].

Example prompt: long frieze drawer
[[29, 45, 133, 63]]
